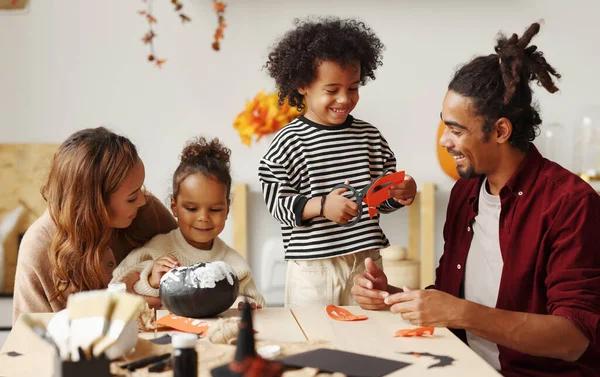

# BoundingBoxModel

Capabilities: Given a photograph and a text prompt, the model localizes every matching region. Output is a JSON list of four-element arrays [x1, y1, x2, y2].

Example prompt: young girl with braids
[[354, 22, 600, 376], [112, 137, 265, 309]]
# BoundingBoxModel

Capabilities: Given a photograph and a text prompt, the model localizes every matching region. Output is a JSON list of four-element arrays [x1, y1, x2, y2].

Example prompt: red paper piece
[[326, 305, 368, 321], [363, 171, 405, 218], [393, 326, 435, 337], [156, 313, 210, 335]]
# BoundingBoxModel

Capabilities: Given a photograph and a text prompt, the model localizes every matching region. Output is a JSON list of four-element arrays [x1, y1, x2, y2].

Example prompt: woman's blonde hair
[[42, 127, 139, 300]]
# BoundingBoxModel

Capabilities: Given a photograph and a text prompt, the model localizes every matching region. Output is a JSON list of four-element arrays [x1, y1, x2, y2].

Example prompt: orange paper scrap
[[156, 313, 210, 335], [393, 327, 435, 337], [363, 171, 405, 218], [326, 305, 368, 321]]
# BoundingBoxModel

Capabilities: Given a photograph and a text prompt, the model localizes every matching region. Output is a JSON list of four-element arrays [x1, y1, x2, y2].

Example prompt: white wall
[[1, 0, 599, 302]]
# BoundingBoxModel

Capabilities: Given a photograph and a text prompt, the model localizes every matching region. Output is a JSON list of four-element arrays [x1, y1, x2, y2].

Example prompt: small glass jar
[[537, 122, 566, 164], [573, 106, 600, 181], [172, 333, 198, 377]]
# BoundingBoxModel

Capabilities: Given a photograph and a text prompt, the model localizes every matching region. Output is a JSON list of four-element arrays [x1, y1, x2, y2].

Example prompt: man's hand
[[351, 257, 391, 310], [385, 287, 468, 328], [149, 254, 181, 288], [389, 174, 417, 206]]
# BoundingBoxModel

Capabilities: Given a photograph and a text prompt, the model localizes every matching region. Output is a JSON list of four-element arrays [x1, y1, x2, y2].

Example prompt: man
[[352, 22, 600, 377]]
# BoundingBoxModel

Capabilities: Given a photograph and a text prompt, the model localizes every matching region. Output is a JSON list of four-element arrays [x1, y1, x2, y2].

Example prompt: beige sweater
[[12, 195, 177, 324], [111, 229, 265, 307]]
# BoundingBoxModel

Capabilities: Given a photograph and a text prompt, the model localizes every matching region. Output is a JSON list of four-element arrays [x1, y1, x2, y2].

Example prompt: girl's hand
[[149, 254, 181, 288]]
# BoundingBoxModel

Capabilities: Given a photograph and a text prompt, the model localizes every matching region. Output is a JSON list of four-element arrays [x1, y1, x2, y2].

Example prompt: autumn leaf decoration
[[234, 91, 306, 146], [139, 0, 191, 68], [212, 0, 227, 51]]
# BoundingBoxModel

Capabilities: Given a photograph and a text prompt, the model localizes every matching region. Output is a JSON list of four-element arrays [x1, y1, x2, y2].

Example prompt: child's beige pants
[[284, 249, 383, 308]]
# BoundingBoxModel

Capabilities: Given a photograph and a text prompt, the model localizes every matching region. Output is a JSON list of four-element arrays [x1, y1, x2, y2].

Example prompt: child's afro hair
[[265, 16, 384, 111]]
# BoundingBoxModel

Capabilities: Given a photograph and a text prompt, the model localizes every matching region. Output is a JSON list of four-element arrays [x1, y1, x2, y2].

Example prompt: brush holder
[[54, 354, 111, 377]]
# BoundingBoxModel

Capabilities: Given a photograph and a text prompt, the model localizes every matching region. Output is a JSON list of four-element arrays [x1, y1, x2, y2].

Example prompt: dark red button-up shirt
[[435, 145, 600, 376]]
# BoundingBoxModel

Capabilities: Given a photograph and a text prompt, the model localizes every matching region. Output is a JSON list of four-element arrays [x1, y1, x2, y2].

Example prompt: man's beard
[[457, 164, 482, 179]]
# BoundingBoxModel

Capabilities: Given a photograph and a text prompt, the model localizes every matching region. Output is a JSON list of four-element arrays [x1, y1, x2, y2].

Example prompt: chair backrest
[[231, 183, 248, 260], [407, 183, 436, 289]]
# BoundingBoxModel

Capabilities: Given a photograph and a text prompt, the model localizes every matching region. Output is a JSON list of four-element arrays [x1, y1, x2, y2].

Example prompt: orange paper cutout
[[363, 170, 405, 218], [393, 326, 435, 337], [156, 313, 210, 335], [326, 305, 368, 321]]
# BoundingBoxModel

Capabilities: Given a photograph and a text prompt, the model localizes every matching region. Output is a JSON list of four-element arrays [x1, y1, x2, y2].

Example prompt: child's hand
[[389, 174, 417, 206], [323, 180, 360, 224], [149, 254, 181, 288], [237, 301, 262, 310]]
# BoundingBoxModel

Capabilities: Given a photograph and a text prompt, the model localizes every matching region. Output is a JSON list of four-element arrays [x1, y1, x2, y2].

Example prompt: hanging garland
[[211, 0, 227, 51], [138, 0, 227, 68]]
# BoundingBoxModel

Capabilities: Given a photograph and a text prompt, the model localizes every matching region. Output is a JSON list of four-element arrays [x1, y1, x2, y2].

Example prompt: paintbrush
[[66, 290, 113, 361], [148, 357, 172, 372], [120, 352, 172, 371], [92, 292, 144, 359]]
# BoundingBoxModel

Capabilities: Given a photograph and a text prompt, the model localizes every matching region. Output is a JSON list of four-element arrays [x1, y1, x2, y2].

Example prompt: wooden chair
[[382, 183, 436, 289], [231, 182, 249, 260]]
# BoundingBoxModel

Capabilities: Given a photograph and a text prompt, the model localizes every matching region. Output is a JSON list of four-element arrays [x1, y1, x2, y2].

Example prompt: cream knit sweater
[[111, 229, 265, 306]]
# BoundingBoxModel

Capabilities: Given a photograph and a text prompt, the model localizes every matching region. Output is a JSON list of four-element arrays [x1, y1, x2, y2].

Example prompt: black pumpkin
[[159, 261, 240, 318]]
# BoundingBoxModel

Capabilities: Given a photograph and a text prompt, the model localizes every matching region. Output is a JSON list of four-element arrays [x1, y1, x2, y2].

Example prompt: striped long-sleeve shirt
[[258, 115, 403, 260]]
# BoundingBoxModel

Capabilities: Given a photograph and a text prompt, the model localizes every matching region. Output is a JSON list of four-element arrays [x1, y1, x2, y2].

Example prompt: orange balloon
[[437, 121, 460, 180]]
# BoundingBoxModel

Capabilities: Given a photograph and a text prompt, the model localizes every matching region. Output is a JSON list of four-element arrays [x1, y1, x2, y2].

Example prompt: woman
[[12, 127, 177, 323]]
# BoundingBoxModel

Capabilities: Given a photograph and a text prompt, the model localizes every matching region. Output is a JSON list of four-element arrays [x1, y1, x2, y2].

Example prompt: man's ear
[[297, 87, 306, 96], [495, 117, 513, 144], [170, 197, 178, 218]]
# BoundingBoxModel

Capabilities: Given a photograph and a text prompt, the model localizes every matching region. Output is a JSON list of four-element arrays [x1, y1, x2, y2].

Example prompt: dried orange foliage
[[234, 91, 305, 146]]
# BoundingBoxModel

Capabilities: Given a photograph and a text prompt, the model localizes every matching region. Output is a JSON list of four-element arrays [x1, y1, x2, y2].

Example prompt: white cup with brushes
[[46, 308, 71, 360], [67, 290, 113, 361], [93, 292, 144, 359], [46, 289, 143, 361]]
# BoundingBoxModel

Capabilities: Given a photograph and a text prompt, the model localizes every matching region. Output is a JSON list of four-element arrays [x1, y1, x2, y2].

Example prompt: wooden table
[[1, 307, 500, 377], [292, 306, 501, 377], [152, 307, 307, 343]]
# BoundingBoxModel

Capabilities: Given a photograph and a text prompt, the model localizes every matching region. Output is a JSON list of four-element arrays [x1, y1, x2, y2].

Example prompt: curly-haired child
[[113, 137, 265, 309], [258, 17, 417, 307]]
